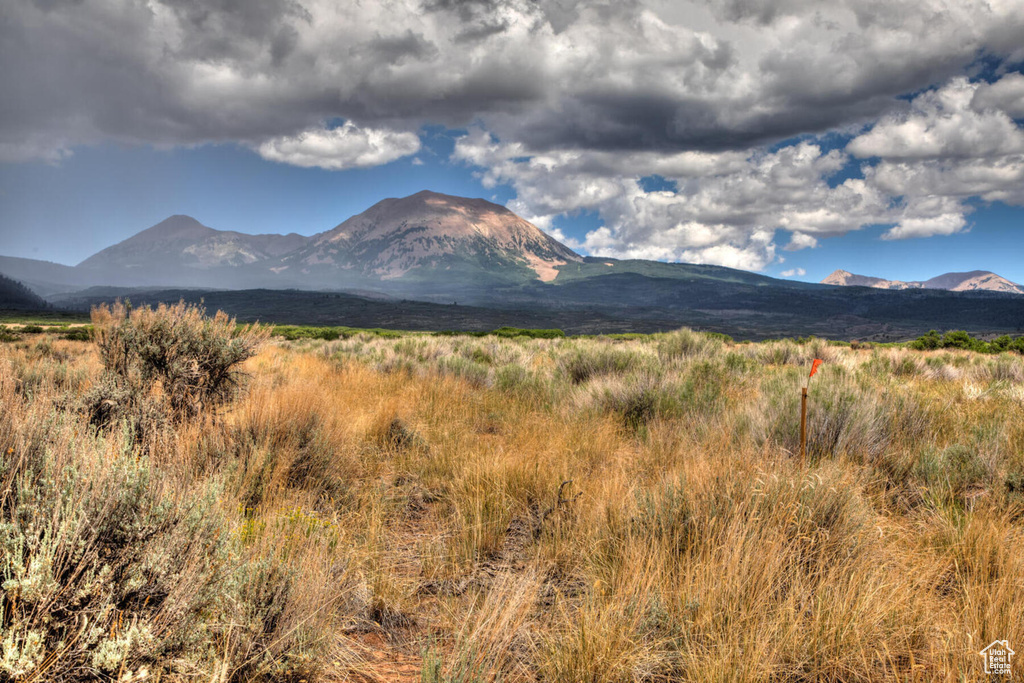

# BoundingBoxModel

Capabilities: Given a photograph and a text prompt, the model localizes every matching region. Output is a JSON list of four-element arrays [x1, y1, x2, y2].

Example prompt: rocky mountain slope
[[823, 269, 1024, 295], [279, 190, 582, 285]]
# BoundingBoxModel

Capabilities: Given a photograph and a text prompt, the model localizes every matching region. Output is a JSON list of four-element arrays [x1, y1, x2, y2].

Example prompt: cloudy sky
[[2, 0, 1024, 284]]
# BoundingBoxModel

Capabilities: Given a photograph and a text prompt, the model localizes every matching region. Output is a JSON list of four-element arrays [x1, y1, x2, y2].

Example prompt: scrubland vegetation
[[2, 305, 1023, 681]]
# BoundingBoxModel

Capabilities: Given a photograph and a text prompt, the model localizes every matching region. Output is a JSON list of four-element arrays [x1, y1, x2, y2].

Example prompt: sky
[[1, 0, 1024, 285]]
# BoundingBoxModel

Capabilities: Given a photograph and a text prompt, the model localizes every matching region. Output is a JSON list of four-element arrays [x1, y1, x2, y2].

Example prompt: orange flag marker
[[800, 359, 823, 466]]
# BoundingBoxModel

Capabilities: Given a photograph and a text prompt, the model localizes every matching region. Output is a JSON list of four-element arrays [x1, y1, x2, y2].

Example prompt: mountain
[[279, 190, 582, 287], [823, 269, 1024, 295], [822, 270, 917, 290], [78, 215, 308, 278], [921, 271, 1024, 294], [0, 255, 104, 296], [0, 273, 49, 310]]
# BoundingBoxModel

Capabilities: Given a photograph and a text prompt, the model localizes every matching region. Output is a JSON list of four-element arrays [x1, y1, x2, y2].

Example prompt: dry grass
[[2, 323, 1023, 681]]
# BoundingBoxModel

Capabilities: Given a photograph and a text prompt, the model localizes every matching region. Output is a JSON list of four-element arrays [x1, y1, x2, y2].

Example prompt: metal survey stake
[[801, 358, 823, 465]]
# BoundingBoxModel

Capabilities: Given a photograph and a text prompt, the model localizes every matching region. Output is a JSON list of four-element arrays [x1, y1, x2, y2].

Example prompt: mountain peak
[[300, 191, 582, 281], [133, 215, 214, 241], [78, 215, 308, 272]]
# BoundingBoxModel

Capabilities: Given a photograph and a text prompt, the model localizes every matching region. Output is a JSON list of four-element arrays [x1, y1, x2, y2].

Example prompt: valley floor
[[2, 328, 1023, 681]]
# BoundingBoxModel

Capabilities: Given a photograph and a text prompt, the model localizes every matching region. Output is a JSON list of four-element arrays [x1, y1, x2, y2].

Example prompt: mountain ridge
[[823, 269, 1024, 295]]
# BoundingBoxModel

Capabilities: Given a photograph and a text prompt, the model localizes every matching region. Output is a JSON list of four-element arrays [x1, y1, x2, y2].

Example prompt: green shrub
[[657, 328, 723, 360], [60, 326, 92, 342], [913, 444, 990, 499], [590, 376, 663, 430], [908, 329, 1024, 354], [559, 347, 645, 384], [273, 325, 342, 341], [437, 356, 491, 387], [86, 301, 268, 432], [20, 324, 44, 334], [490, 327, 564, 339]]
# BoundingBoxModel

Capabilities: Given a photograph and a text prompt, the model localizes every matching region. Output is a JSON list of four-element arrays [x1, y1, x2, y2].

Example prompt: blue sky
[[2, 0, 1023, 287]]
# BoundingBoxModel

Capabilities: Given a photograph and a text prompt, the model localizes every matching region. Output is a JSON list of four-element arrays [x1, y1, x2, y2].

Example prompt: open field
[[2, 312, 1023, 681]]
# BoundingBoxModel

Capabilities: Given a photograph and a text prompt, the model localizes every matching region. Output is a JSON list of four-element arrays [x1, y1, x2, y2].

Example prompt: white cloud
[[256, 122, 420, 170], [847, 77, 1024, 160], [973, 73, 1024, 118], [781, 268, 806, 277], [785, 232, 818, 250], [882, 213, 967, 240]]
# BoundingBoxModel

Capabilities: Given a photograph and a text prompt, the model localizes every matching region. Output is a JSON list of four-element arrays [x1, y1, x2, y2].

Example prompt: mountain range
[[61, 191, 582, 295], [2, 191, 1023, 339], [822, 269, 1024, 295]]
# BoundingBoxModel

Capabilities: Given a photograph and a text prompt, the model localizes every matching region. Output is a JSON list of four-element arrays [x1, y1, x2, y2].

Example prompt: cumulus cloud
[[785, 233, 818, 251], [973, 73, 1024, 117], [454, 132, 890, 268], [847, 74, 1024, 238], [781, 268, 806, 277], [4, 0, 1024, 267], [847, 77, 1024, 160], [257, 122, 420, 169], [882, 213, 967, 241]]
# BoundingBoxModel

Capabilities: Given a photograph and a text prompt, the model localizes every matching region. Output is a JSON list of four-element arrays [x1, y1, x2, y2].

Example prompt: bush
[[87, 301, 268, 431], [437, 356, 491, 387], [60, 326, 92, 342], [272, 325, 343, 341], [914, 444, 990, 499], [558, 347, 645, 384], [657, 328, 724, 360], [20, 324, 44, 334], [587, 376, 664, 430], [491, 327, 564, 339], [909, 329, 1024, 354]]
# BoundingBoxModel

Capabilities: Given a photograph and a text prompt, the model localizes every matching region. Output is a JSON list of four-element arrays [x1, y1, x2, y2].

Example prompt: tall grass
[[2, 324, 1022, 681]]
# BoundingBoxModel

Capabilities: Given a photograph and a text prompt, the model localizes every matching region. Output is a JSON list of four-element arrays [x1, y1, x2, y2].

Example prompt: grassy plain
[[2, 322, 1023, 681]]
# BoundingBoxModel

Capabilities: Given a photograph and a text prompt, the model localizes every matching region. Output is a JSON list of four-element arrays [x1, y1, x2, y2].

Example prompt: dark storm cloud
[[3, 0, 1024, 271], [367, 30, 439, 65], [4, 0, 1022, 161]]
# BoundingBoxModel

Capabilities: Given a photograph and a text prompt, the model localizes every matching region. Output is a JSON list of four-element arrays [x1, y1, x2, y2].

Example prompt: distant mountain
[[822, 270, 917, 290], [0, 273, 48, 310], [823, 269, 1024, 295], [280, 190, 582, 286], [0, 255, 102, 296], [78, 215, 308, 274], [922, 271, 1024, 294]]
